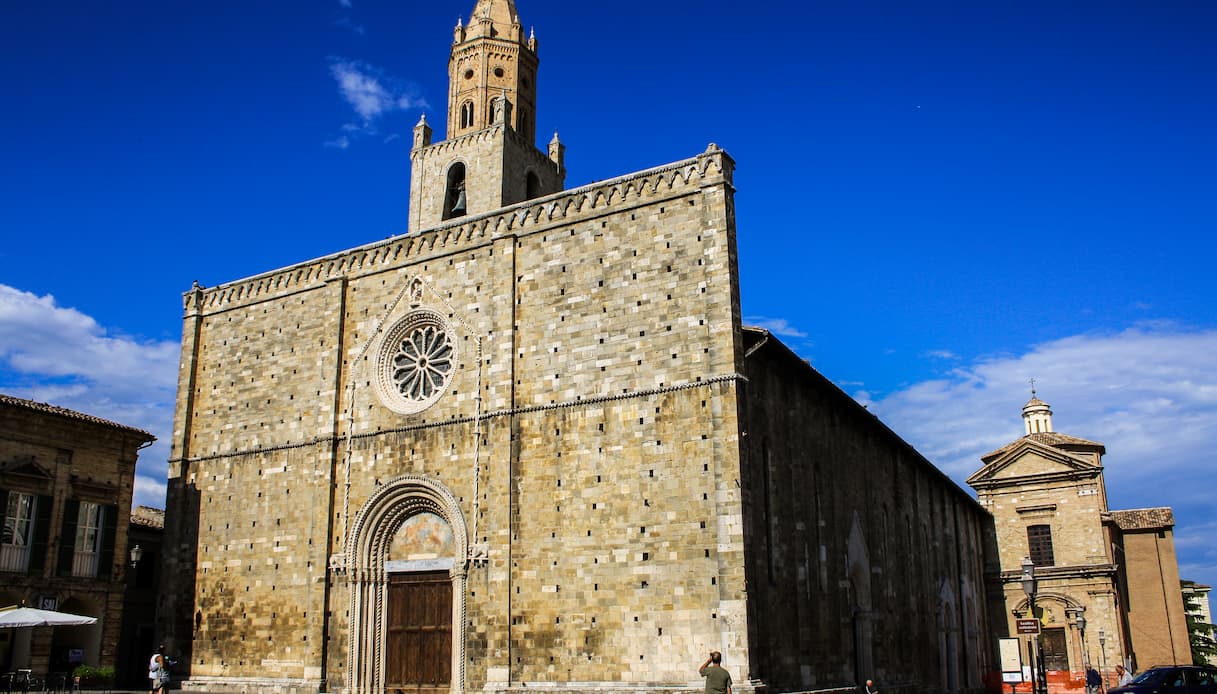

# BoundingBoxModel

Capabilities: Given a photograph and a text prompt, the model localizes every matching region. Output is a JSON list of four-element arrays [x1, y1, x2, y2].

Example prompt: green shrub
[[71, 665, 115, 686]]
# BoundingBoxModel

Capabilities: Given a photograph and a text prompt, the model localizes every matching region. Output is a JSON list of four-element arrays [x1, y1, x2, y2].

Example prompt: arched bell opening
[[459, 101, 474, 130], [525, 171, 542, 201], [443, 163, 467, 221]]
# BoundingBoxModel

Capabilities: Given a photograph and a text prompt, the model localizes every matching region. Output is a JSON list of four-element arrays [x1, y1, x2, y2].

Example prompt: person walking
[[699, 651, 733, 694], [1086, 666, 1102, 694], [149, 644, 171, 694], [1116, 665, 1134, 687]]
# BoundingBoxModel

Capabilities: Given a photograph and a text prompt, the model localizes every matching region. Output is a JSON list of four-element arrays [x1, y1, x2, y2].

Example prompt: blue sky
[[1, 1, 1215, 589]]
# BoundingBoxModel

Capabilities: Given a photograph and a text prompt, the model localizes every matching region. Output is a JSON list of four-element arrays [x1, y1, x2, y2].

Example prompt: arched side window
[[525, 171, 541, 201], [459, 102, 474, 129], [443, 163, 467, 221]]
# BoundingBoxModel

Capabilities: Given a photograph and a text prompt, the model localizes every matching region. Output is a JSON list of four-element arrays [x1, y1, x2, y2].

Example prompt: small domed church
[[968, 393, 1192, 687], [160, 2, 1000, 693]]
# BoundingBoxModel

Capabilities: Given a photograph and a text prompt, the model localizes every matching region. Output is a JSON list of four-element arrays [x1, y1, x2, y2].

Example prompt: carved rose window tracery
[[375, 309, 456, 414], [391, 325, 453, 401]]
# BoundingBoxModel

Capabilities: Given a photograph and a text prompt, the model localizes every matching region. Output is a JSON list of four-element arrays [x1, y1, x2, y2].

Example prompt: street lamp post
[[1022, 558, 1046, 694], [1098, 629, 1107, 691], [1074, 606, 1088, 669]]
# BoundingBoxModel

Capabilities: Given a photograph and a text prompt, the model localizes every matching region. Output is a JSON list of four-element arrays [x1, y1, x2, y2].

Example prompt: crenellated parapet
[[185, 145, 734, 315], [409, 123, 551, 172]]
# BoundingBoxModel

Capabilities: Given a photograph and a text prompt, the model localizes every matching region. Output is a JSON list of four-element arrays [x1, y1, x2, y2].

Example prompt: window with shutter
[[1027, 524, 1055, 567], [1, 491, 36, 573], [72, 502, 104, 577]]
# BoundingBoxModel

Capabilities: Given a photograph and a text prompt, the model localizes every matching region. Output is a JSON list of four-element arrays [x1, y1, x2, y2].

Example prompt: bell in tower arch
[[443, 163, 468, 221]]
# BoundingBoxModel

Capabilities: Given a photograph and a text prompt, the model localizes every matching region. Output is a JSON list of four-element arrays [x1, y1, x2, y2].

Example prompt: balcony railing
[[72, 549, 99, 578], [0, 544, 31, 573]]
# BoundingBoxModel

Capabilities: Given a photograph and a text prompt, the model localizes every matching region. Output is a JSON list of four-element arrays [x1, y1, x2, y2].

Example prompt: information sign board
[[999, 637, 1024, 679], [1016, 618, 1041, 635]]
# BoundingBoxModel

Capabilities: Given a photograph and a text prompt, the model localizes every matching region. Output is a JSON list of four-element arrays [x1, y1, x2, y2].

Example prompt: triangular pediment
[[967, 438, 1097, 488], [0, 456, 53, 480]]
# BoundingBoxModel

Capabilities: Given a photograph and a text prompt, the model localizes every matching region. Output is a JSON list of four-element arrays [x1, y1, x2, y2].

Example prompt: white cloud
[[745, 316, 808, 339], [862, 324, 1217, 587], [1175, 517, 1217, 585], [327, 59, 426, 147], [0, 284, 178, 509], [925, 349, 959, 360], [332, 61, 392, 121]]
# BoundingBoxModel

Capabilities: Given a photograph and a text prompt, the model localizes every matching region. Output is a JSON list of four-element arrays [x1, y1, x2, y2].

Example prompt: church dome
[[1022, 393, 1053, 435]]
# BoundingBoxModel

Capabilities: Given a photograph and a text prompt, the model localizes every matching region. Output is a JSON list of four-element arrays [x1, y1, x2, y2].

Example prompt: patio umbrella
[[0, 605, 98, 628]]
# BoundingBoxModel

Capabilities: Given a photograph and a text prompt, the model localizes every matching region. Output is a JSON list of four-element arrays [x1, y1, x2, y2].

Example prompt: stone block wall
[[979, 465, 1108, 573], [165, 147, 753, 692], [737, 335, 998, 693], [409, 125, 563, 234]]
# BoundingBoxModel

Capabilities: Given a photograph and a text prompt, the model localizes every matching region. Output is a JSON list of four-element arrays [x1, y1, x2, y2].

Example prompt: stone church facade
[[161, 2, 999, 693], [968, 395, 1191, 690]]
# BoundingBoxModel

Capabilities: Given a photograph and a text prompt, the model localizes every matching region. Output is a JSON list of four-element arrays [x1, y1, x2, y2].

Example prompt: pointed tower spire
[[469, 0, 523, 40], [447, 0, 536, 142]]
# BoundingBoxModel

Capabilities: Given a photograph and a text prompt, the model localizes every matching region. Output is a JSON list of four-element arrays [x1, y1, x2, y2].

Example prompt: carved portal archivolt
[[346, 475, 469, 694]]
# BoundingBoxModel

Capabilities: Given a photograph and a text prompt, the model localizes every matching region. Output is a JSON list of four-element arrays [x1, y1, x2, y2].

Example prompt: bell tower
[[408, 0, 565, 234], [448, 0, 538, 144]]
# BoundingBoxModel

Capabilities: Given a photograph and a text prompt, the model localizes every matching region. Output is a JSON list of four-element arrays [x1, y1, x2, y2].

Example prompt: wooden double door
[[386, 571, 452, 694], [1041, 627, 1069, 671]]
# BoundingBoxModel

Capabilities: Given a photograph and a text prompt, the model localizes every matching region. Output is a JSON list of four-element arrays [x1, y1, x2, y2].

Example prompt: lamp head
[[1020, 557, 1037, 598]]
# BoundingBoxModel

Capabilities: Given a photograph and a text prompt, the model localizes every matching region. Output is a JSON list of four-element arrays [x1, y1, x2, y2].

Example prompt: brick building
[[0, 394, 155, 677], [160, 2, 1000, 693], [968, 394, 1191, 690]]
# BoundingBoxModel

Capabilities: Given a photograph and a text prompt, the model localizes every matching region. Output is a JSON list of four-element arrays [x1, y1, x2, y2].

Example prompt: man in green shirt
[[699, 651, 733, 694]]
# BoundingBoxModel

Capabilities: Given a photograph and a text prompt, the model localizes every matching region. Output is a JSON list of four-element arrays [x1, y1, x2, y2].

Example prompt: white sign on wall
[[1000, 638, 1024, 683]]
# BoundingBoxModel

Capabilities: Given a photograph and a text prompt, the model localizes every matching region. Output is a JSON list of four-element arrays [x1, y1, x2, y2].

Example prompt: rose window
[[374, 309, 456, 414], [392, 325, 452, 400]]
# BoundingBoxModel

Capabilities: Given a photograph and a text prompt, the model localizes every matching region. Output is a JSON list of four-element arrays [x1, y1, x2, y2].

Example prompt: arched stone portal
[[347, 475, 469, 694]]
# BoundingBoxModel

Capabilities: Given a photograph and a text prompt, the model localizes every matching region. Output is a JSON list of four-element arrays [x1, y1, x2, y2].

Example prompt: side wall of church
[[164, 147, 753, 692], [739, 339, 998, 694], [1120, 528, 1192, 669]]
